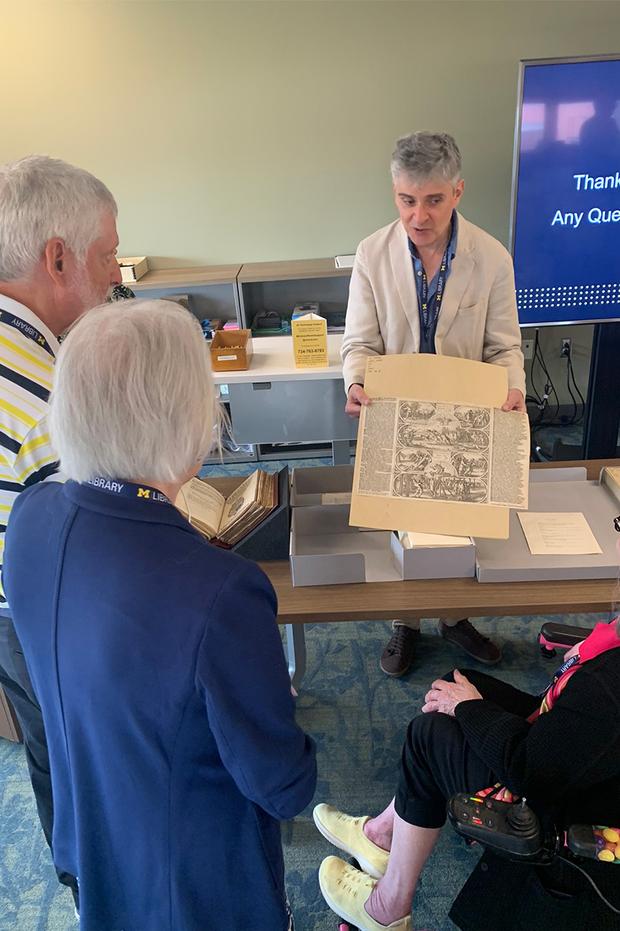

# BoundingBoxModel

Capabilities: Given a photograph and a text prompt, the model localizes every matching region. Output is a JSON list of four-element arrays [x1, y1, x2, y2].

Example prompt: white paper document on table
[[517, 511, 602, 556]]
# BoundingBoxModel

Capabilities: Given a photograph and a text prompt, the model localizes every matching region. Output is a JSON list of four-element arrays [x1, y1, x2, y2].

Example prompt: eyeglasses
[[614, 516, 620, 533]]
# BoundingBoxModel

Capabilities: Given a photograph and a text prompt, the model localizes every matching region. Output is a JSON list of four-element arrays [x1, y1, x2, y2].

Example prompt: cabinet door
[[227, 379, 358, 445]]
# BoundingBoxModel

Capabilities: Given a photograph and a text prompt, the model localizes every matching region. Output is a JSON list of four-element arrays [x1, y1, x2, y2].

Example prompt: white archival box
[[289, 504, 475, 587]]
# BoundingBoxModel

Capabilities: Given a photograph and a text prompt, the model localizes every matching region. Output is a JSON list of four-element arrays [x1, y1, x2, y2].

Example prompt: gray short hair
[[390, 132, 462, 185], [0, 155, 117, 281], [49, 300, 216, 484]]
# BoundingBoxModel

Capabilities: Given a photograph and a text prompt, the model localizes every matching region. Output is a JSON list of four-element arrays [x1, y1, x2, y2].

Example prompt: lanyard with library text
[[85, 478, 171, 505], [0, 310, 55, 357], [527, 652, 581, 721], [539, 652, 581, 698], [419, 245, 450, 340]]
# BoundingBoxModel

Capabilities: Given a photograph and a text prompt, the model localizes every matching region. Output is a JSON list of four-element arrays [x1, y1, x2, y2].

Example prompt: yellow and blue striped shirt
[[0, 296, 59, 604]]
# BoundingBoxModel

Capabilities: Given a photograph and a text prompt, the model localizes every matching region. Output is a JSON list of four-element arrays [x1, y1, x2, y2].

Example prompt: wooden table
[[261, 459, 619, 686]]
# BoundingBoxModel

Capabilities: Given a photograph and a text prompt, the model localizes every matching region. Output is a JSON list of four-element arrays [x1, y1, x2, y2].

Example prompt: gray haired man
[[341, 132, 526, 677], [0, 156, 121, 907]]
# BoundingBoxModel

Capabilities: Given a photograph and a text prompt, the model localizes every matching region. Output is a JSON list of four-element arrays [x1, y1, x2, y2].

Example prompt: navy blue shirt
[[408, 211, 458, 353], [4, 480, 316, 931]]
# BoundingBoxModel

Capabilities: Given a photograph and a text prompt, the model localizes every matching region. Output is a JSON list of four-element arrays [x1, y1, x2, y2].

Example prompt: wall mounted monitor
[[511, 55, 620, 326]]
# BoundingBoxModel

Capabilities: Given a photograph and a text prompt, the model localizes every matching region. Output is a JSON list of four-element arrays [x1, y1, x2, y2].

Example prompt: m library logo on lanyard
[[529, 652, 581, 721], [0, 310, 55, 357], [420, 244, 450, 342], [86, 477, 171, 505]]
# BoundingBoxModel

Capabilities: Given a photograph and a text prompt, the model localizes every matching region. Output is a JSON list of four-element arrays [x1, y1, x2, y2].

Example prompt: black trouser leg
[[394, 671, 540, 829], [0, 612, 79, 908], [394, 711, 497, 828]]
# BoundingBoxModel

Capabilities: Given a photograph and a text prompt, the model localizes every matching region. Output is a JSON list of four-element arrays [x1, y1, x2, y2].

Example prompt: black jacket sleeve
[[454, 652, 620, 809]]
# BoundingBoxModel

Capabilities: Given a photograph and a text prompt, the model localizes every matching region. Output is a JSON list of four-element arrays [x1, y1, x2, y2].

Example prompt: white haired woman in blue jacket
[[4, 299, 316, 931]]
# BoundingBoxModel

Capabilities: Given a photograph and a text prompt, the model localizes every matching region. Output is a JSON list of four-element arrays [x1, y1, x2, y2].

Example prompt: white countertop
[[212, 334, 346, 384]]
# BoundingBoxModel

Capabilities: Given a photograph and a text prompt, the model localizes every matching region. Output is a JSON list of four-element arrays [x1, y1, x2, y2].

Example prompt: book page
[[489, 409, 529, 507], [517, 512, 602, 555], [218, 470, 278, 546], [358, 399, 528, 508], [219, 470, 260, 536], [350, 354, 527, 539], [175, 478, 225, 539]]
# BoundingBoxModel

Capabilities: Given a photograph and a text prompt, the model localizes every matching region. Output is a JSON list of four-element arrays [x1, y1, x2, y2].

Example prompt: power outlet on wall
[[561, 338, 572, 357], [522, 337, 534, 360]]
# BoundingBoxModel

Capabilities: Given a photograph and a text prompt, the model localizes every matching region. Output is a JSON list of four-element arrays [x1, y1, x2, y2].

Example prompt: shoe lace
[[336, 865, 371, 899], [387, 625, 413, 656]]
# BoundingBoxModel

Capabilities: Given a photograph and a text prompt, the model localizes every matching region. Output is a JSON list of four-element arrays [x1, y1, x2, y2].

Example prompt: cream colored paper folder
[[350, 354, 530, 539]]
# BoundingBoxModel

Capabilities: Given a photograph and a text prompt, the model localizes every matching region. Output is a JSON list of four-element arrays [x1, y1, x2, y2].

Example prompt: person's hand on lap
[[422, 669, 483, 716]]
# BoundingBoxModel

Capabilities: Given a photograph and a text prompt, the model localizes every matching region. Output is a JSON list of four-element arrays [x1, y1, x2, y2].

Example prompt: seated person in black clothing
[[313, 617, 620, 931]]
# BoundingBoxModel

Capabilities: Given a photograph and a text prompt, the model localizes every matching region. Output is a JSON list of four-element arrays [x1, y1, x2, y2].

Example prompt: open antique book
[[175, 469, 278, 547]]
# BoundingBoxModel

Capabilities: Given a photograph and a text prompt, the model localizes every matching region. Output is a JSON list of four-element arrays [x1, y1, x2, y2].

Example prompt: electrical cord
[[563, 354, 579, 425], [568, 355, 586, 410], [528, 330, 543, 408], [527, 332, 590, 454], [567, 349, 586, 424], [532, 331, 560, 424], [550, 343, 586, 427], [554, 856, 620, 916], [526, 330, 558, 439]]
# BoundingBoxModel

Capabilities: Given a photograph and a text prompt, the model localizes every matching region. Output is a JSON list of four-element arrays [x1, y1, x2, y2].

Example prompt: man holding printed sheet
[[341, 131, 526, 677]]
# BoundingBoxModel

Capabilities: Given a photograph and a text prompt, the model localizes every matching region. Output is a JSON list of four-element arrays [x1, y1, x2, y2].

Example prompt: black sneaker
[[438, 618, 501, 665], [379, 625, 420, 677]]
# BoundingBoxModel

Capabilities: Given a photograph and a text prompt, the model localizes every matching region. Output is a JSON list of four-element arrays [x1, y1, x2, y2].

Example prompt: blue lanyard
[[419, 245, 450, 339], [85, 477, 171, 505], [538, 652, 581, 698], [0, 310, 55, 357]]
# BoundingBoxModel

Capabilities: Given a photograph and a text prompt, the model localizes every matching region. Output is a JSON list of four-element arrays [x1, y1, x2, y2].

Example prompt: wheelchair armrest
[[539, 622, 593, 649]]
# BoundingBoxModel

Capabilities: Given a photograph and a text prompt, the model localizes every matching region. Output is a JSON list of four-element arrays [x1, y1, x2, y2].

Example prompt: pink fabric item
[[531, 619, 620, 721], [579, 621, 620, 661]]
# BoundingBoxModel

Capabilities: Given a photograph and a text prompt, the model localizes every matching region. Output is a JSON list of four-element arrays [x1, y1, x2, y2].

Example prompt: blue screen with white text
[[513, 58, 620, 325]]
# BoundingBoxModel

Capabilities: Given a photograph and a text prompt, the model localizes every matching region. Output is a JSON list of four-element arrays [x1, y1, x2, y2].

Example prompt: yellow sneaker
[[313, 804, 389, 879], [318, 856, 412, 931]]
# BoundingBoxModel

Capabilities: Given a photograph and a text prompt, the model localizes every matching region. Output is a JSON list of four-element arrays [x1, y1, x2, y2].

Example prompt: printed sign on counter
[[292, 313, 328, 368]]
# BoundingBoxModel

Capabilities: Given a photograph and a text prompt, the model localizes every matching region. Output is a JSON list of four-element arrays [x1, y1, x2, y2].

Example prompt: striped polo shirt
[[0, 296, 60, 604]]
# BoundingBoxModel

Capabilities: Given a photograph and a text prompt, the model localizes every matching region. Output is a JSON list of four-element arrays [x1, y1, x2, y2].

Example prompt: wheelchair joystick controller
[[507, 798, 538, 833], [448, 794, 546, 860]]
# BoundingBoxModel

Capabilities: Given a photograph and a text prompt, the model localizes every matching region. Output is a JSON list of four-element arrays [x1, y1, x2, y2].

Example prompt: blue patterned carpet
[[2, 613, 609, 930], [0, 458, 610, 930]]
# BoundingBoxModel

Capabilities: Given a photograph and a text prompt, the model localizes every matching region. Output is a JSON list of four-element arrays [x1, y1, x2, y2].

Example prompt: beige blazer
[[341, 213, 526, 396]]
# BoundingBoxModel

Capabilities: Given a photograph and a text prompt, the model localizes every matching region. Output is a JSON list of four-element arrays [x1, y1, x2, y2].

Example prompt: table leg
[[285, 623, 307, 691], [332, 440, 350, 465]]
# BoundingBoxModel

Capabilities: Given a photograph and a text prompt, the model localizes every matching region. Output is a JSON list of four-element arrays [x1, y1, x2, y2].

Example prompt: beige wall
[[2, 0, 620, 268], [2, 0, 618, 407]]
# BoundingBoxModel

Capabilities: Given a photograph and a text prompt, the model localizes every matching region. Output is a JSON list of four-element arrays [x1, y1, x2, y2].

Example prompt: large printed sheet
[[350, 355, 530, 539]]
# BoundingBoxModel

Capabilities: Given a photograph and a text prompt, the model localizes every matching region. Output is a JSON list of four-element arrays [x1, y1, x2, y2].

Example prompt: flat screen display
[[511, 56, 620, 326]]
